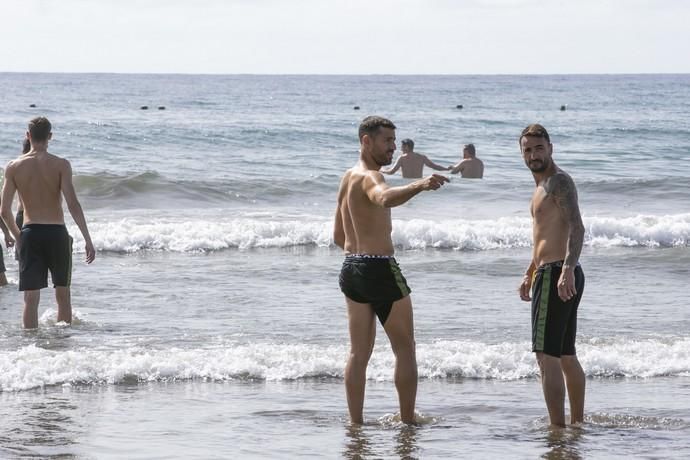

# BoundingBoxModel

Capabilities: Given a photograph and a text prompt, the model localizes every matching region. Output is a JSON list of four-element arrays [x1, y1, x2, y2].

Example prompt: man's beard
[[374, 151, 394, 166], [528, 159, 547, 172]]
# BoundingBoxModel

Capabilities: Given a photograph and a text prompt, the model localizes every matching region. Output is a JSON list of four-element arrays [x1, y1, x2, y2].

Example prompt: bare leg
[[55, 286, 72, 324], [561, 354, 585, 424], [536, 352, 566, 427], [382, 296, 417, 424], [345, 297, 376, 424], [0, 272, 8, 286], [23, 290, 41, 329]]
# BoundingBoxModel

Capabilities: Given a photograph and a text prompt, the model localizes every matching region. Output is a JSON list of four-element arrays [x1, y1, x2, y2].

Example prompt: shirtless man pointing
[[517, 123, 586, 428], [1, 117, 96, 329], [334, 116, 448, 424]]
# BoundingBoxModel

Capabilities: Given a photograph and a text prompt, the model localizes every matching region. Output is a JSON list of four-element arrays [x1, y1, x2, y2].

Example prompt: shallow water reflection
[[394, 424, 420, 459], [343, 422, 420, 460], [343, 424, 373, 459], [541, 426, 584, 460]]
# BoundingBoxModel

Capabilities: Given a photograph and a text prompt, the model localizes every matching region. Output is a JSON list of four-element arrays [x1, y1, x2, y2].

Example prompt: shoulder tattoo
[[544, 172, 579, 214]]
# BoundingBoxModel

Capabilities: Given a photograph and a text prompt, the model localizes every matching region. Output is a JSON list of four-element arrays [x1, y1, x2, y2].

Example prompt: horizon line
[[1, 71, 688, 77]]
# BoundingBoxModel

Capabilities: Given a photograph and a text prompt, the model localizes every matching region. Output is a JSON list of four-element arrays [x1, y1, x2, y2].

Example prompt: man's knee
[[24, 290, 40, 305], [348, 350, 372, 369], [55, 287, 71, 302], [536, 352, 560, 371], [390, 337, 416, 358], [560, 355, 581, 371]]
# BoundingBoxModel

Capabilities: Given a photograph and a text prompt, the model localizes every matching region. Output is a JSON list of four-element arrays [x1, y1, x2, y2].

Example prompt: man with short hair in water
[[382, 138, 450, 178], [517, 124, 586, 428], [450, 143, 484, 178], [334, 116, 448, 424], [1, 117, 96, 328]]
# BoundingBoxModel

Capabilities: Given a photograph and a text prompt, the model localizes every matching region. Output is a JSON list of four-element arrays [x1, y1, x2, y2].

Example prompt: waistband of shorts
[[345, 253, 395, 260], [22, 223, 67, 230], [537, 260, 581, 271]]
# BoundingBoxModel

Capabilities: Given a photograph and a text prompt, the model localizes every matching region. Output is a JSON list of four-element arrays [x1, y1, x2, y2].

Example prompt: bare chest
[[530, 188, 558, 222]]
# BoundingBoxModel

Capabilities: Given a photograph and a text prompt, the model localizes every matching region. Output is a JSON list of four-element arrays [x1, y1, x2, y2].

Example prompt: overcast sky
[[1, 0, 687, 74]]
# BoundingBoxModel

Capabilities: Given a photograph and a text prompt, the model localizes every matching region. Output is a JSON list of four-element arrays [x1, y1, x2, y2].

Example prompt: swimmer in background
[[450, 144, 484, 178], [382, 138, 451, 179]]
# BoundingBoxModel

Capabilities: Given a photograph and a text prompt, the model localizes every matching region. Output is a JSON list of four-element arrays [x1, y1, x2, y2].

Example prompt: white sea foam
[[2, 337, 688, 392], [587, 214, 690, 248], [70, 213, 690, 253]]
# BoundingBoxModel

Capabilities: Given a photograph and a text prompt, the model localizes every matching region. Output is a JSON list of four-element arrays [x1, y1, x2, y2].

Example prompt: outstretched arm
[[423, 155, 450, 172], [381, 156, 402, 175], [547, 172, 585, 301], [60, 160, 96, 264], [450, 160, 466, 175], [364, 171, 448, 208]]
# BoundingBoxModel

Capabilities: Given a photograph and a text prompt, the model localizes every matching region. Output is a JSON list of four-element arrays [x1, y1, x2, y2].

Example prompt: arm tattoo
[[545, 172, 585, 267]]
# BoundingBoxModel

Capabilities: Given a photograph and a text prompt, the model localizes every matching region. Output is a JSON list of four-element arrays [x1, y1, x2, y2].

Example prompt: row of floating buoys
[[353, 104, 568, 111], [24, 103, 568, 111], [25, 104, 167, 110]]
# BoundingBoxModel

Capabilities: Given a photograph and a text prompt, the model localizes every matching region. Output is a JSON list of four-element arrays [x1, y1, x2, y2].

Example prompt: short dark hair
[[519, 123, 550, 145], [28, 117, 52, 142], [358, 116, 396, 141], [464, 143, 476, 156], [22, 138, 31, 153], [401, 138, 414, 149]]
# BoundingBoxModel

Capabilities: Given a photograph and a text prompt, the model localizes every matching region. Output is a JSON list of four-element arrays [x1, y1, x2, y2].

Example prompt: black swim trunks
[[339, 254, 411, 325], [531, 261, 585, 358], [19, 224, 73, 291]]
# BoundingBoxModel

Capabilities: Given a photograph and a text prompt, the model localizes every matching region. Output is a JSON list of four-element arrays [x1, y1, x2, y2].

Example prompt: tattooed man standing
[[517, 124, 586, 428]]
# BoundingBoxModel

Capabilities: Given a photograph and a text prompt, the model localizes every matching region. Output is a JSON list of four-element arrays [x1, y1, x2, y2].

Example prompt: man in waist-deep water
[[1, 117, 96, 328]]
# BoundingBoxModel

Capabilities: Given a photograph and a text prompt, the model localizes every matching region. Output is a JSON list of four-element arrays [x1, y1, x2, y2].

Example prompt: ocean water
[[0, 73, 689, 459]]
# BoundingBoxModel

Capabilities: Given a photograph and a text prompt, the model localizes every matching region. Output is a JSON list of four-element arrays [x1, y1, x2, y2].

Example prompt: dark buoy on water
[[560, 104, 567, 111], [158, 106, 166, 110], [353, 106, 360, 110], [140, 105, 149, 110], [29, 104, 36, 108], [456, 104, 463, 109]]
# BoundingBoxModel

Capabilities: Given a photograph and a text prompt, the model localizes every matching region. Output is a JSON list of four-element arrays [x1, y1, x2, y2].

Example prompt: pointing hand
[[423, 174, 449, 191]]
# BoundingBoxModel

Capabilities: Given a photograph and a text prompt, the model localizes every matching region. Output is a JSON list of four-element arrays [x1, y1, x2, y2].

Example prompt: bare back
[[336, 168, 394, 255], [11, 152, 68, 225], [453, 158, 484, 178], [399, 153, 427, 178], [530, 170, 579, 267]]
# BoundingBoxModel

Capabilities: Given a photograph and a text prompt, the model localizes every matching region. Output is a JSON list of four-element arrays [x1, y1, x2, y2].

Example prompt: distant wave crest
[[74, 172, 338, 205]]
